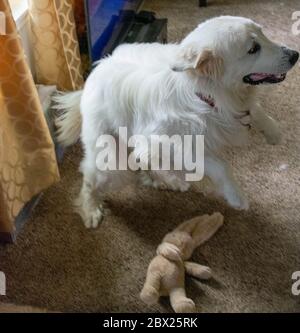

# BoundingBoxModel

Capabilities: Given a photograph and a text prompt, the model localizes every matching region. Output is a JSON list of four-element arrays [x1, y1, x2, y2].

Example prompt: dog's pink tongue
[[250, 73, 270, 81]]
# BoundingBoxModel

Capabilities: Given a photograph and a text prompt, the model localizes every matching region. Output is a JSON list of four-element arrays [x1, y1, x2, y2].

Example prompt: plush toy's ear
[[176, 214, 210, 234], [191, 212, 224, 247], [172, 45, 223, 78], [157, 243, 182, 262]]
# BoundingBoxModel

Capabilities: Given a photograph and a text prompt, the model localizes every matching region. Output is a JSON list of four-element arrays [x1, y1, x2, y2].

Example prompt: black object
[[289, 50, 299, 65], [199, 0, 207, 6], [134, 10, 156, 23], [102, 10, 168, 57]]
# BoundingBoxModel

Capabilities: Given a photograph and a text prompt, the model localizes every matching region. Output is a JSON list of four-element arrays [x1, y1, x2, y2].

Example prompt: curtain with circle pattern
[[28, 0, 84, 91], [0, 0, 60, 234]]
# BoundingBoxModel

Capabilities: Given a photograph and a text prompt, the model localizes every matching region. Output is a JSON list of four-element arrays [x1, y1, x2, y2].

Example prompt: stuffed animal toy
[[140, 212, 224, 313]]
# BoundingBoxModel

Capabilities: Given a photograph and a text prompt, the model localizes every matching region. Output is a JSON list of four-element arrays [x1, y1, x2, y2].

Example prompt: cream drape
[[28, 0, 84, 91], [0, 0, 60, 234]]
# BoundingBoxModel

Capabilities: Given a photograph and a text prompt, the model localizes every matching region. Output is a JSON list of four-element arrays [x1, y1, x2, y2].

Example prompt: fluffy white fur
[[54, 16, 298, 228]]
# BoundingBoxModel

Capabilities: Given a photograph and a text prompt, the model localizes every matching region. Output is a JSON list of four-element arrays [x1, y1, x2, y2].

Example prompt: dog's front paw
[[83, 207, 104, 229], [262, 117, 281, 145], [264, 130, 281, 145], [227, 192, 249, 211], [222, 185, 249, 211]]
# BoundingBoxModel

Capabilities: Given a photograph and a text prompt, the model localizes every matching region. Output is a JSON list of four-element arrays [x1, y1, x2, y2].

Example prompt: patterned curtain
[[28, 0, 84, 91], [0, 1, 60, 235]]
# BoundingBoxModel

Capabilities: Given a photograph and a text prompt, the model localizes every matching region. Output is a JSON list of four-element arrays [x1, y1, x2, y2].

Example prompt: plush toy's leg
[[170, 287, 196, 313], [191, 212, 224, 247], [184, 262, 212, 280], [140, 273, 161, 306]]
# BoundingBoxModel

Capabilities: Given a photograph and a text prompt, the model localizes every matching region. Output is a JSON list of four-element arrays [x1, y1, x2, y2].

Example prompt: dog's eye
[[248, 42, 261, 54]]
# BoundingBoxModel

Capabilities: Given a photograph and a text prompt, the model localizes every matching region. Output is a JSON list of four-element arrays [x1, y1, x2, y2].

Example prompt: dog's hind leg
[[77, 149, 138, 228], [75, 149, 105, 228], [75, 176, 104, 229], [204, 154, 249, 210], [75, 147, 108, 229]]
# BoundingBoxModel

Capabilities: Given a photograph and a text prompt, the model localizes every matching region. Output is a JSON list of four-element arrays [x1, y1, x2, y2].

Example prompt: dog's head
[[172, 16, 299, 87]]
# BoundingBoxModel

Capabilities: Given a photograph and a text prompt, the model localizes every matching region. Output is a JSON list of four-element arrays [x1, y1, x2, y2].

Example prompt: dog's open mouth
[[243, 73, 286, 85]]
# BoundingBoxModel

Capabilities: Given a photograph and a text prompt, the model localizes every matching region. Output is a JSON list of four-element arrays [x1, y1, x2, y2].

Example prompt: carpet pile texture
[[0, 0, 299, 312]]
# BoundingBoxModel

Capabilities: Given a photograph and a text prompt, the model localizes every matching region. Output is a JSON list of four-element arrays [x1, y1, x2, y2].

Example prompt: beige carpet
[[0, 0, 300, 313], [0, 302, 51, 313]]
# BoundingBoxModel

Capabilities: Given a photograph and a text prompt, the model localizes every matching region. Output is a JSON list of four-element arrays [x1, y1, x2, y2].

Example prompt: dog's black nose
[[289, 50, 299, 66]]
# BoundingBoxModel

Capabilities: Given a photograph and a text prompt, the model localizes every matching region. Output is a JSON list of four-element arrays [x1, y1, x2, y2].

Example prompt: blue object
[[86, 0, 142, 62]]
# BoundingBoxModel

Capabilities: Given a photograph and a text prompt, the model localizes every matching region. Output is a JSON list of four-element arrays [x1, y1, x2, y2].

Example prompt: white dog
[[54, 16, 299, 228]]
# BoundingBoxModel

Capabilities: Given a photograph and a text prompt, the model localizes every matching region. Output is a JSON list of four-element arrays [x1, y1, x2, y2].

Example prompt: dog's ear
[[172, 45, 223, 78], [195, 49, 224, 78]]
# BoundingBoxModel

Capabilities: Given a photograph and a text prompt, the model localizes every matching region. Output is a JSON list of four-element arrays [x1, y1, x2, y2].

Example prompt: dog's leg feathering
[[205, 155, 249, 210], [251, 105, 281, 145]]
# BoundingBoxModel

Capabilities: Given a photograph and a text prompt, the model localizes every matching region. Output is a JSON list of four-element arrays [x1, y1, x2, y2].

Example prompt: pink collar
[[196, 92, 251, 129], [196, 92, 217, 110]]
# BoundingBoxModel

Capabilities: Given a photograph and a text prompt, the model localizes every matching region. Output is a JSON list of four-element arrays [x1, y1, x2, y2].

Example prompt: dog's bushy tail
[[52, 90, 83, 147]]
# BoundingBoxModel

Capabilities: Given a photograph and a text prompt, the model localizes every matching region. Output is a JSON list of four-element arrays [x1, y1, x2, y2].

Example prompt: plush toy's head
[[157, 232, 194, 261], [156, 213, 224, 262]]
